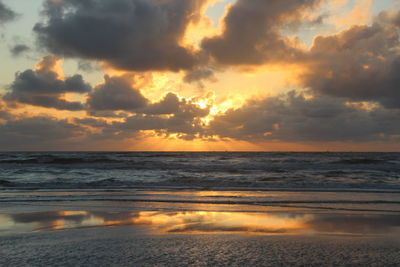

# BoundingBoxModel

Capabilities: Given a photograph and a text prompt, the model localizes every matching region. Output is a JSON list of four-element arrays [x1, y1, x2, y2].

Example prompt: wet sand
[[2, 225, 400, 266], [1, 190, 400, 266]]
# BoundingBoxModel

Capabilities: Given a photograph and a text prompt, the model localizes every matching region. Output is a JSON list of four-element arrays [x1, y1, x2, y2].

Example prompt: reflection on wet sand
[[2, 211, 400, 236], [5, 211, 96, 231], [132, 212, 310, 234]]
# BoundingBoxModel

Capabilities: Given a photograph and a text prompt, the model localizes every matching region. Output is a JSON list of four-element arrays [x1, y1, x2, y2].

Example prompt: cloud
[[302, 11, 400, 108], [86, 75, 211, 137], [208, 91, 400, 142], [183, 67, 217, 87], [0, 100, 10, 120], [0, 1, 17, 25], [10, 44, 30, 57], [140, 93, 181, 115], [140, 92, 209, 117], [201, 0, 321, 66], [330, 0, 372, 29], [1, 92, 399, 148], [77, 61, 98, 73], [2, 3, 400, 149], [112, 111, 207, 138], [87, 75, 148, 111], [34, 0, 208, 72], [4, 55, 91, 111], [81, 92, 210, 140], [0, 116, 85, 149]]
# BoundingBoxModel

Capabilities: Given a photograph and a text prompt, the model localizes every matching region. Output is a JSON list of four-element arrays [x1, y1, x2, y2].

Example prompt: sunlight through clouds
[[0, 0, 399, 151]]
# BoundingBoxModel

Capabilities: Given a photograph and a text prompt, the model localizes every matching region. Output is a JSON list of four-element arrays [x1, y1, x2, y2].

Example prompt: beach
[[1, 0, 399, 264], [1, 0, 400, 265], [1, 188, 400, 266], [2, 224, 400, 266], [1, 152, 400, 266]]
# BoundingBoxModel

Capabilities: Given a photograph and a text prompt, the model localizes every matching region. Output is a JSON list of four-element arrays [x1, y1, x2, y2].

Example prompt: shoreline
[[1, 200, 400, 266]]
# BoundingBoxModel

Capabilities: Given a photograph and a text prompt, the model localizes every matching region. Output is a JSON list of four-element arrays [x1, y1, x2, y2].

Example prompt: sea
[[1, 152, 399, 190], [1, 152, 400, 214]]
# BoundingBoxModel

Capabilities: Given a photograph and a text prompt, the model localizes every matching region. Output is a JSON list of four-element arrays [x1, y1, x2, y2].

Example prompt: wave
[[0, 157, 121, 165], [0, 152, 398, 170], [1, 181, 400, 194], [1, 197, 399, 213], [85, 178, 127, 186], [332, 158, 389, 165], [1, 152, 399, 192], [0, 179, 14, 186]]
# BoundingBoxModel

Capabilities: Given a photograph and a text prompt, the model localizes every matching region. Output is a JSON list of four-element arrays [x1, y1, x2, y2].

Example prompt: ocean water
[[1, 152, 400, 215], [0, 152, 399, 190]]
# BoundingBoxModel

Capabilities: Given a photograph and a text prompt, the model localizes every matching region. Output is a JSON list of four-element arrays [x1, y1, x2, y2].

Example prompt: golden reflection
[[145, 191, 270, 198], [7, 211, 93, 231], [6, 210, 312, 234], [46, 219, 65, 230], [3, 211, 400, 236], [35, 211, 91, 231], [131, 211, 311, 234], [58, 211, 88, 216]]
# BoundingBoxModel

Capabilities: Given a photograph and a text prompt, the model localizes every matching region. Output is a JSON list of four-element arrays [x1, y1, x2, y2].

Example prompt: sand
[[1, 190, 400, 266], [1, 225, 400, 266]]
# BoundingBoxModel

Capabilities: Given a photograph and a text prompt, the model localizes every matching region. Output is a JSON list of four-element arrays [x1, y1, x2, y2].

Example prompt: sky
[[0, 0, 399, 151]]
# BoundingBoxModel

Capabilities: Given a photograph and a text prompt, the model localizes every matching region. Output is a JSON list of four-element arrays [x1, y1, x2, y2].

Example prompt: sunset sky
[[0, 0, 399, 151]]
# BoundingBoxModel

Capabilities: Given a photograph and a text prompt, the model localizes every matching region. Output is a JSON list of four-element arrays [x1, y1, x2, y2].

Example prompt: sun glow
[[192, 94, 240, 126], [34, 56, 65, 79], [181, 0, 229, 48]]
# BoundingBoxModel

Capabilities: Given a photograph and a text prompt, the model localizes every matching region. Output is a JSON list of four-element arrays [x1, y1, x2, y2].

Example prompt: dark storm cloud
[[34, 0, 206, 71], [302, 11, 400, 108], [4, 55, 91, 111], [208, 91, 400, 142], [201, 0, 321, 66], [87, 75, 148, 111], [0, 1, 17, 25], [10, 44, 30, 57]]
